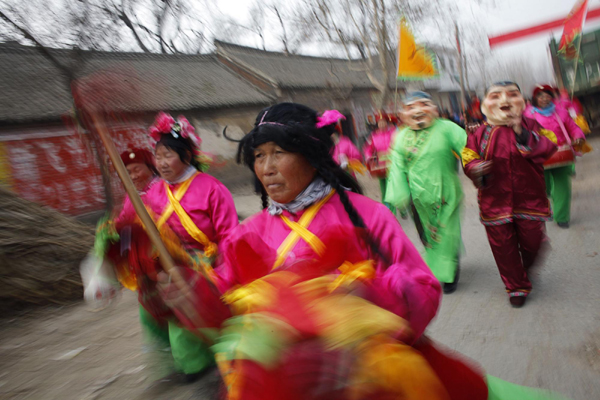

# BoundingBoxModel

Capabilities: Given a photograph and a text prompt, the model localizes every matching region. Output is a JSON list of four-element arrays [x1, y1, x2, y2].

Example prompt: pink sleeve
[[208, 183, 239, 248], [366, 204, 441, 341], [561, 111, 585, 141], [363, 138, 375, 160], [114, 196, 136, 227], [348, 140, 363, 162]]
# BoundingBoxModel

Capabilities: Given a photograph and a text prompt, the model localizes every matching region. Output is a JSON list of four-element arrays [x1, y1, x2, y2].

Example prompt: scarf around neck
[[532, 103, 556, 117], [166, 165, 197, 185], [268, 177, 332, 216]]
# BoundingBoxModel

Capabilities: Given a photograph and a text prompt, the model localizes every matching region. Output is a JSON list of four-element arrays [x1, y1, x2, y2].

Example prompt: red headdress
[[532, 84, 558, 100], [120, 148, 158, 174]]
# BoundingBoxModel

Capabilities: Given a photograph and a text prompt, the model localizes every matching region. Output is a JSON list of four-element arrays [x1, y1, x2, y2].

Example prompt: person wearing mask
[[386, 91, 466, 294], [462, 82, 557, 308]]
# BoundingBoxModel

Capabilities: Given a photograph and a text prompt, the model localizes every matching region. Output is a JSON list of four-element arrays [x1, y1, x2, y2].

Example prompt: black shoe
[[509, 296, 526, 308], [443, 266, 460, 294], [557, 222, 570, 229], [182, 372, 203, 384]]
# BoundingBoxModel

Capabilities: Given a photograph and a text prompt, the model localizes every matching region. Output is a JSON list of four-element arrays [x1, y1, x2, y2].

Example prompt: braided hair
[[237, 102, 389, 262]]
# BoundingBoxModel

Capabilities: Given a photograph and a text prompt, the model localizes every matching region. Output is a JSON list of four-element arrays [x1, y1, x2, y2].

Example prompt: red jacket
[[462, 118, 557, 225]]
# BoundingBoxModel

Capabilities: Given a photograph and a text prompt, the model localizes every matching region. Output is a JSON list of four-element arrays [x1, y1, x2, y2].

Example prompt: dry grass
[[0, 186, 94, 314]]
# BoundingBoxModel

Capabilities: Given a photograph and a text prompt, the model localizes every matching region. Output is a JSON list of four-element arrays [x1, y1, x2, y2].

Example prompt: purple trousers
[[484, 219, 546, 297]]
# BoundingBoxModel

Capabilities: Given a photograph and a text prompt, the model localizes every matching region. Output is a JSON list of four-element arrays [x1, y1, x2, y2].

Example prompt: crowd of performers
[[81, 81, 591, 399]]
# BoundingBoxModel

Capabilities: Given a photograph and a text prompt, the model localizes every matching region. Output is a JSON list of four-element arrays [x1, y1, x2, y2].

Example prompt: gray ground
[[1, 135, 599, 400]]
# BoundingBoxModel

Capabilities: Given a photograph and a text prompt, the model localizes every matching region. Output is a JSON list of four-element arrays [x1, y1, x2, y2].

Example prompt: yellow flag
[[397, 19, 438, 80]]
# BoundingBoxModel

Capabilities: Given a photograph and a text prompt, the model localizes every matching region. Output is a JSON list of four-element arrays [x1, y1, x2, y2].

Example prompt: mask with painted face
[[400, 91, 438, 130], [481, 82, 525, 126]]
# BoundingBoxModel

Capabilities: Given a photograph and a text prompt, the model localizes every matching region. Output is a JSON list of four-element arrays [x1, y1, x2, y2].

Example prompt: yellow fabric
[[574, 114, 591, 134], [574, 140, 593, 154], [312, 295, 410, 350], [115, 260, 137, 291], [222, 271, 299, 314], [329, 260, 376, 292], [539, 128, 558, 144], [157, 173, 197, 228], [280, 216, 326, 257], [397, 19, 438, 79], [162, 174, 218, 258], [272, 190, 336, 270], [461, 147, 480, 167], [349, 336, 450, 400], [348, 159, 367, 175]]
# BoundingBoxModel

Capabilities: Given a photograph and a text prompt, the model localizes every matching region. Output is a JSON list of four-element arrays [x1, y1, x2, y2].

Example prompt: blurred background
[[0, 0, 599, 399]]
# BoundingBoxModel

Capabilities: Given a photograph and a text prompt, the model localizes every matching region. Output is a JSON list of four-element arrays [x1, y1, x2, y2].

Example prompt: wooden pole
[[455, 23, 468, 122], [571, 4, 589, 100], [549, 37, 566, 90], [394, 78, 399, 114], [570, 36, 584, 100], [86, 110, 208, 332]]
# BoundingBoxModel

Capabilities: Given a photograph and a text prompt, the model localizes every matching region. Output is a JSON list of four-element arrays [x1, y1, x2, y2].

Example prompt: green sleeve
[[93, 213, 120, 258], [384, 129, 411, 209], [445, 120, 468, 156]]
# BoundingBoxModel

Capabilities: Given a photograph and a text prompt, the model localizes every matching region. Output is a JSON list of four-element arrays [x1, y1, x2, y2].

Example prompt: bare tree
[[294, 0, 427, 107]]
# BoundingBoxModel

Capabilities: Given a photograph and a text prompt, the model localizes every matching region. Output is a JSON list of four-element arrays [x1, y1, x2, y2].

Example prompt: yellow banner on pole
[[397, 19, 438, 80]]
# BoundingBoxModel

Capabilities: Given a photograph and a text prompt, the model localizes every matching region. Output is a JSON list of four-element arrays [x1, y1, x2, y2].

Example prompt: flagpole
[[395, 18, 402, 113], [455, 22, 467, 122], [570, 36, 583, 100], [570, 3, 588, 100]]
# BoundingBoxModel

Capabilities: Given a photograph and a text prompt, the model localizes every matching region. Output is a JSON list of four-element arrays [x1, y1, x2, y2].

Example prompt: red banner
[[489, 5, 600, 48], [559, 0, 589, 59]]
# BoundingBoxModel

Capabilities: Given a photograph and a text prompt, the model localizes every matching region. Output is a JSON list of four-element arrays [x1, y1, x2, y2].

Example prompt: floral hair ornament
[[148, 112, 201, 145], [148, 112, 214, 172], [316, 110, 346, 128]]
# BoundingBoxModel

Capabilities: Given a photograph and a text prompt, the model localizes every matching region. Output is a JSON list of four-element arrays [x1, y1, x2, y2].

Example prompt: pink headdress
[[148, 112, 201, 145], [148, 112, 214, 172], [316, 110, 345, 128]]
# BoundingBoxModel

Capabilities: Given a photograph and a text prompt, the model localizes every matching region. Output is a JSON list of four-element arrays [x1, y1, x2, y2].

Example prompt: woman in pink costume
[[363, 112, 397, 212], [90, 112, 237, 383], [159, 103, 566, 400], [322, 110, 364, 178], [524, 85, 586, 228]]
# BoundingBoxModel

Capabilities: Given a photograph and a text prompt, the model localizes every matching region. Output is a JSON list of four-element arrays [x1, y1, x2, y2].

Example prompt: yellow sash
[[158, 173, 218, 258], [272, 190, 336, 270]]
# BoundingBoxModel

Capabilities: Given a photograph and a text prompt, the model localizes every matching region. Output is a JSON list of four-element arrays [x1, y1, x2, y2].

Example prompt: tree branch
[[0, 10, 71, 77]]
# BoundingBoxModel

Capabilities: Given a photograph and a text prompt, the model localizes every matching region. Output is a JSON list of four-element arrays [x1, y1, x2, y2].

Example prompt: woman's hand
[[157, 269, 198, 312]]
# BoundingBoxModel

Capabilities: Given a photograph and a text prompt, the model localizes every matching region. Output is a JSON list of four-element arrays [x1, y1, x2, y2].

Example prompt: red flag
[[558, 0, 589, 59]]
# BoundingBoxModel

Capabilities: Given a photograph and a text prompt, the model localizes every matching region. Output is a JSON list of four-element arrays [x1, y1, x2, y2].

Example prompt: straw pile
[[0, 186, 95, 313]]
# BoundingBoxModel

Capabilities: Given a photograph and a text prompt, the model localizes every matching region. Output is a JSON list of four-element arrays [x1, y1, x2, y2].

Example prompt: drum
[[543, 144, 575, 169]]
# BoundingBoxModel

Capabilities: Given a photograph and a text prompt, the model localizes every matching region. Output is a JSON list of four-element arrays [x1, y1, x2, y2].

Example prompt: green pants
[[379, 178, 396, 214], [139, 305, 214, 375], [544, 165, 573, 224], [415, 202, 462, 284]]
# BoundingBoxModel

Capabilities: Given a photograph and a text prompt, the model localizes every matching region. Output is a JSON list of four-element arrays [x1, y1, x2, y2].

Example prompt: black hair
[[155, 133, 201, 170], [531, 87, 556, 108], [237, 102, 389, 263], [485, 80, 521, 95]]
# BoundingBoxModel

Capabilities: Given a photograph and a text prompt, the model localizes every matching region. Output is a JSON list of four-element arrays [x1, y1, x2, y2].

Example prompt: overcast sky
[[215, 0, 600, 80]]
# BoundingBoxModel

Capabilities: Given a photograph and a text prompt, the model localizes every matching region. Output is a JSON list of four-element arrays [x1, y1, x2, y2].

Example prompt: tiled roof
[[0, 43, 273, 123], [215, 40, 387, 90]]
